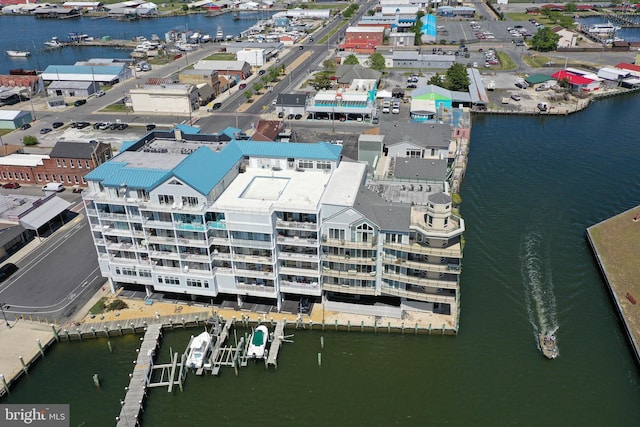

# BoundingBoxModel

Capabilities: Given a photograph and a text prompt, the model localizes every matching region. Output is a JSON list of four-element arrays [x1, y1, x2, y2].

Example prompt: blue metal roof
[[43, 65, 125, 75], [173, 123, 201, 135], [235, 140, 342, 160], [84, 162, 128, 181], [173, 144, 244, 195], [120, 140, 137, 152], [101, 168, 172, 190], [220, 126, 241, 139]]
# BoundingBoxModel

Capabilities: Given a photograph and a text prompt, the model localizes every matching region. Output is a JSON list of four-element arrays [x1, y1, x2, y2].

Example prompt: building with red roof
[[615, 62, 640, 77], [552, 70, 600, 91]]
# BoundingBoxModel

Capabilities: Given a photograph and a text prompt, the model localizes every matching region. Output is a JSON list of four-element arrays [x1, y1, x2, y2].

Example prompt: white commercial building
[[83, 130, 464, 326], [129, 83, 199, 114]]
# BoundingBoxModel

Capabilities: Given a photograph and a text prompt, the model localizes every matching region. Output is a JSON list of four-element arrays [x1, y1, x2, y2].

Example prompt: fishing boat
[[247, 325, 269, 359], [7, 50, 30, 57], [44, 37, 62, 48], [216, 26, 224, 41], [587, 22, 620, 35], [186, 331, 212, 369], [539, 334, 558, 359]]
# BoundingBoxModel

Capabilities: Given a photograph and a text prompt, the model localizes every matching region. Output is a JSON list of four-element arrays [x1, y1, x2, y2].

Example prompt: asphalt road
[[0, 215, 103, 324]]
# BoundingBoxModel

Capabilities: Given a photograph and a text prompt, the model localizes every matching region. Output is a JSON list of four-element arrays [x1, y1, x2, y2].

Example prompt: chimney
[[174, 128, 183, 141]]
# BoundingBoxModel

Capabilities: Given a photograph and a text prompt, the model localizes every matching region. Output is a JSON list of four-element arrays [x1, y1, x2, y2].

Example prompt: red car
[[2, 182, 21, 189]]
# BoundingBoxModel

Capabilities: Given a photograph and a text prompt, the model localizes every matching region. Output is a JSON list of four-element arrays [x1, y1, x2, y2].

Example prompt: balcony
[[150, 250, 181, 261], [103, 227, 133, 237], [208, 236, 230, 245], [277, 235, 318, 246], [207, 221, 227, 230], [275, 219, 318, 231], [232, 253, 273, 264], [280, 280, 320, 290], [99, 212, 128, 221], [234, 268, 275, 280], [211, 250, 231, 261], [278, 251, 319, 261], [323, 283, 377, 296], [381, 272, 457, 290], [322, 254, 377, 265], [236, 283, 276, 297], [383, 241, 461, 257], [143, 219, 174, 229], [230, 238, 273, 249], [279, 266, 319, 277], [146, 235, 176, 244], [180, 252, 210, 263], [322, 237, 377, 249], [109, 256, 139, 265], [105, 241, 135, 251], [410, 212, 465, 239], [177, 237, 208, 248], [322, 268, 377, 280], [384, 258, 462, 274], [86, 208, 97, 216], [380, 284, 456, 304], [176, 222, 206, 232]]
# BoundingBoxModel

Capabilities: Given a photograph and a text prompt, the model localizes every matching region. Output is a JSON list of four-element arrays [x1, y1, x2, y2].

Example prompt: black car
[[287, 113, 294, 120], [211, 102, 222, 110], [52, 121, 63, 129], [116, 123, 128, 130], [294, 114, 302, 120], [0, 263, 18, 283], [278, 111, 284, 118], [40, 128, 52, 134], [20, 123, 31, 130], [258, 70, 266, 75], [76, 121, 90, 129], [146, 124, 156, 131], [309, 38, 314, 42], [299, 45, 304, 50], [74, 99, 87, 107], [93, 122, 102, 129]]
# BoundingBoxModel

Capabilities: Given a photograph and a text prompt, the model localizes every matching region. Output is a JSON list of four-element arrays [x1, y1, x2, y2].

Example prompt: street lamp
[[0, 303, 10, 327]]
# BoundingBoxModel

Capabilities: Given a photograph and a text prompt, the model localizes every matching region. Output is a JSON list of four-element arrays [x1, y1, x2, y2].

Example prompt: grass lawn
[[100, 104, 127, 112], [89, 297, 108, 315], [496, 51, 517, 71], [202, 53, 236, 61], [318, 20, 348, 45]]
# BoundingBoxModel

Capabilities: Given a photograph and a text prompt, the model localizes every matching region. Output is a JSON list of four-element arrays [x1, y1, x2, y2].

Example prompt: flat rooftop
[[322, 161, 366, 207], [214, 167, 334, 213], [114, 151, 186, 170]]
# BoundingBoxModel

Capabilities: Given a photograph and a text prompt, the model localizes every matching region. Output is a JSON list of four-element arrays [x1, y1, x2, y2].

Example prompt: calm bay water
[[2, 41, 640, 424], [0, 13, 270, 74]]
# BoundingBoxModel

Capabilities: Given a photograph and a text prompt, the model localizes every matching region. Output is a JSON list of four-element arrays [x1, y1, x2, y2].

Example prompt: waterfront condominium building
[[83, 129, 464, 327]]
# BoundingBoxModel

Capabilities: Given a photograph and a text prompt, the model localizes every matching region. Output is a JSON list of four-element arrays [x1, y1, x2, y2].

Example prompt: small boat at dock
[[6, 50, 30, 57], [45, 37, 63, 48], [247, 325, 269, 359], [539, 333, 558, 359], [186, 331, 212, 369]]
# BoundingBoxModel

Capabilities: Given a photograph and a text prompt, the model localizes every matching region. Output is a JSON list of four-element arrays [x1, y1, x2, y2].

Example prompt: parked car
[[299, 45, 304, 50], [52, 121, 63, 129], [146, 124, 156, 131], [75, 121, 90, 129], [2, 182, 20, 189], [40, 128, 52, 134], [0, 263, 18, 284], [511, 94, 522, 101], [95, 90, 105, 97], [42, 183, 64, 192], [294, 114, 302, 120], [116, 123, 128, 130], [20, 123, 31, 130], [278, 111, 284, 118], [74, 99, 86, 107], [258, 70, 266, 75], [93, 122, 102, 129], [287, 113, 294, 120], [238, 83, 247, 90], [372, 117, 379, 124], [211, 102, 222, 110]]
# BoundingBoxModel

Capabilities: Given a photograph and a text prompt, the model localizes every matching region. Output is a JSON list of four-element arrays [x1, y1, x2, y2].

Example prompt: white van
[[42, 183, 64, 192]]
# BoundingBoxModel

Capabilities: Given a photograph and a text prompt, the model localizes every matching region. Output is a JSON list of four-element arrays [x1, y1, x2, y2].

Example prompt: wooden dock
[[116, 324, 162, 427], [266, 320, 288, 369]]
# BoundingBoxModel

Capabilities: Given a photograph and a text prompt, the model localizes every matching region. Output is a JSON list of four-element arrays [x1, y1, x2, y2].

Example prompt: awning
[[410, 98, 436, 114], [19, 196, 72, 230]]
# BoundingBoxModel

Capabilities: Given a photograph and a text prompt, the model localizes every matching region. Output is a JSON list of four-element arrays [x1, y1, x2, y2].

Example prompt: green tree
[[369, 53, 385, 72], [244, 89, 254, 101], [564, 2, 577, 12], [367, 9, 375, 16], [23, 135, 38, 146], [445, 63, 470, 91], [253, 82, 263, 94], [428, 73, 445, 88], [344, 54, 359, 65], [312, 75, 332, 91], [182, 4, 188, 11], [322, 59, 335, 70], [530, 27, 560, 52]]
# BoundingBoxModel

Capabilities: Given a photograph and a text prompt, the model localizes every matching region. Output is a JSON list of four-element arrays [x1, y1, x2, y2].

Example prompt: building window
[[62, 159, 66, 168], [82, 177, 86, 184], [0, 172, 5, 179], [56, 159, 61, 167], [59, 175, 63, 182], [298, 160, 313, 169], [406, 149, 422, 158], [74, 176, 79, 184], [69, 160, 75, 168], [85, 160, 91, 168], [7, 172, 12, 179], [182, 196, 198, 207], [159, 195, 174, 205], [163, 276, 180, 285], [328, 228, 345, 240], [37, 173, 41, 181], [25, 174, 30, 181], [187, 279, 203, 288], [139, 270, 151, 278], [18, 173, 23, 180], [66, 176, 72, 183], [427, 215, 433, 227], [45, 174, 49, 182], [444, 217, 449, 227], [316, 161, 331, 170]]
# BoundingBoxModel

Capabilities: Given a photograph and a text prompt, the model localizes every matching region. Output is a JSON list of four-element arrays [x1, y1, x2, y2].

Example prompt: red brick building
[[339, 26, 385, 54], [0, 141, 112, 188]]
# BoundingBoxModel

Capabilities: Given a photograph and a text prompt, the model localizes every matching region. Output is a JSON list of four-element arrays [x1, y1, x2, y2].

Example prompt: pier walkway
[[116, 324, 162, 427], [266, 320, 286, 369]]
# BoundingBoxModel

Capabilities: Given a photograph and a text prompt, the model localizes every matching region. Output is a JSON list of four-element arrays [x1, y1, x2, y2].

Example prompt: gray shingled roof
[[428, 192, 451, 205], [335, 64, 382, 84], [276, 93, 307, 106], [393, 158, 447, 181], [353, 188, 411, 231], [382, 122, 452, 149], [49, 141, 105, 159]]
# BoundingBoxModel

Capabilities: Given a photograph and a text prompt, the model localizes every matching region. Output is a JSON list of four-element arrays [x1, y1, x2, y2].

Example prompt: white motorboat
[[539, 333, 558, 359], [45, 37, 62, 48], [588, 23, 620, 34], [247, 325, 269, 359], [6, 50, 30, 57], [186, 331, 212, 369], [200, 34, 212, 43], [216, 26, 224, 41]]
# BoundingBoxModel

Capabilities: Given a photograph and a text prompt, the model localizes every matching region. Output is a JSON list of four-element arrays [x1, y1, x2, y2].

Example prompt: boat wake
[[521, 229, 559, 351]]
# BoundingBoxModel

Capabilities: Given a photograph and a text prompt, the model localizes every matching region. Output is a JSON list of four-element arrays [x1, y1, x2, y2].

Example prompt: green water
[[3, 95, 640, 426]]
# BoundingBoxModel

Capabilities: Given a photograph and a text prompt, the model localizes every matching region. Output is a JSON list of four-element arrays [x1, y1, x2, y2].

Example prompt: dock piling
[[91, 327, 96, 339], [108, 340, 113, 353], [51, 324, 59, 342], [76, 328, 82, 341], [18, 356, 27, 375], [64, 329, 70, 341], [118, 324, 123, 335], [36, 339, 44, 357], [1, 375, 9, 395], [320, 336, 324, 350], [93, 373, 100, 388], [317, 352, 322, 367]]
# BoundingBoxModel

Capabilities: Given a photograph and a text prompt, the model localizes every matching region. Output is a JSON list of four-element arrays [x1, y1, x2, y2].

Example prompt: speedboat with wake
[[539, 333, 558, 359]]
